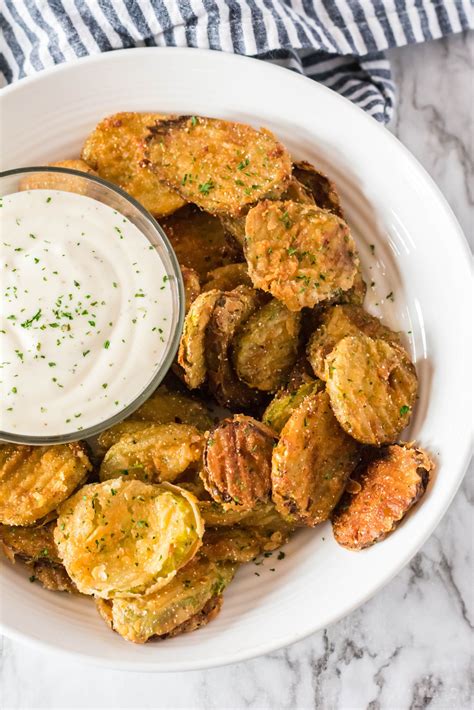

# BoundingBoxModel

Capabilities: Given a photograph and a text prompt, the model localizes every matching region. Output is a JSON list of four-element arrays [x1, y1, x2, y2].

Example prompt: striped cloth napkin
[[1, 0, 472, 122]]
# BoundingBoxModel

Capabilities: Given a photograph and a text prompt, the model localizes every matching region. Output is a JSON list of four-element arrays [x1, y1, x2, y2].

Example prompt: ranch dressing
[[0, 190, 174, 438]]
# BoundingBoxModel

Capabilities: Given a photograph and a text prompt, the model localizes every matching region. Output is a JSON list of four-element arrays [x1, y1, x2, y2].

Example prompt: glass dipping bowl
[[0, 167, 184, 445]]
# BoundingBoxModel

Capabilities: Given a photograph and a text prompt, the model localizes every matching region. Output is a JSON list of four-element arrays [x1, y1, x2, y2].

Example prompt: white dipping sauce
[[0, 190, 174, 438]]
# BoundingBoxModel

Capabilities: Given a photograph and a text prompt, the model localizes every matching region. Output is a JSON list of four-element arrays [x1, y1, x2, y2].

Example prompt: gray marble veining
[[1, 32, 472, 710]]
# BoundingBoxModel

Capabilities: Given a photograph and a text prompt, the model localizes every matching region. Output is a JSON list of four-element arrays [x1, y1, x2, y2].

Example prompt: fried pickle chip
[[332, 445, 433, 549], [263, 380, 323, 433], [219, 175, 315, 246], [144, 115, 292, 216], [307, 305, 403, 380], [202, 525, 290, 563], [161, 204, 241, 280], [81, 112, 185, 216], [19, 159, 98, 194], [99, 424, 205, 483], [181, 266, 201, 313], [325, 334, 418, 445], [202, 415, 276, 509], [0, 521, 60, 564], [232, 299, 301, 392], [177, 289, 222, 389], [0, 443, 92, 526], [205, 286, 264, 409], [96, 556, 236, 642], [244, 201, 358, 311], [202, 263, 252, 292], [271, 391, 360, 526], [55, 479, 204, 598], [292, 161, 344, 218], [131, 386, 214, 431]]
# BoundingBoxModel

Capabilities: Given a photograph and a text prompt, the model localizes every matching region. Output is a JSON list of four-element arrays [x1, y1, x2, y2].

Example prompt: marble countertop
[[1, 32, 472, 710]]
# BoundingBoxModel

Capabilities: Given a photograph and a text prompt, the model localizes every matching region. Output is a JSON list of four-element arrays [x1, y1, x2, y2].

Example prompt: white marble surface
[[1, 33, 472, 710]]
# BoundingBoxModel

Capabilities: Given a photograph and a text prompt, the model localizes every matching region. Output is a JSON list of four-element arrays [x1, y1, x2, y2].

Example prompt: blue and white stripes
[[1, 0, 472, 122]]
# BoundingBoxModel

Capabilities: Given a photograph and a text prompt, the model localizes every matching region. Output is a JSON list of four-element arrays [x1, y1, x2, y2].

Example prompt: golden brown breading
[[244, 201, 358, 311], [55, 479, 204, 598], [95, 556, 236, 642], [0, 443, 92, 526], [144, 115, 292, 216], [202, 263, 252, 292], [232, 299, 301, 392], [202, 415, 276, 509], [205, 286, 264, 409], [159, 594, 223, 639], [292, 161, 344, 218], [81, 112, 184, 216], [161, 204, 242, 280], [178, 289, 222, 389], [332, 445, 433, 549], [202, 525, 291, 563], [271, 391, 360, 526], [325, 334, 418, 445], [99, 424, 205, 483], [219, 175, 315, 246], [181, 266, 201, 313], [0, 521, 60, 564], [262, 380, 323, 434], [32, 559, 78, 593], [307, 305, 403, 380]]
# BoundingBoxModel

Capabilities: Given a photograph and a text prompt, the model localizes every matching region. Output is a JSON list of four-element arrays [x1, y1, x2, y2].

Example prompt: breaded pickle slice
[[332, 445, 433, 549], [292, 161, 344, 218], [144, 115, 292, 216], [232, 299, 301, 392], [19, 159, 98, 194], [181, 266, 201, 313], [203, 263, 252, 292], [161, 205, 241, 280], [0, 443, 92, 526], [244, 201, 358, 311], [95, 556, 236, 642], [325, 334, 418, 445], [202, 525, 291, 563], [307, 305, 402, 380], [99, 424, 205, 483], [131, 386, 213, 431], [205, 286, 264, 409], [220, 175, 315, 246], [178, 289, 222, 389], [82, 112, 184, 217], [0, 521, 60, 564], [55, 479, 204, 598], [159, 594, 223, 639], [263, 380, 323, 434], [202, 415, 276, 509], [271, 391, 360, 526]]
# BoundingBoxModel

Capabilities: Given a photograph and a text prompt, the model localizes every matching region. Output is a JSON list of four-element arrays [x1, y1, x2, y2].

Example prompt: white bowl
[[0, 47, 472, 672]]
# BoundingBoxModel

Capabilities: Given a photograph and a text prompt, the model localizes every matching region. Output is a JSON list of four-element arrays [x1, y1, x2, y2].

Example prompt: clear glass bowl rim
[[0, 166, 185, 445]]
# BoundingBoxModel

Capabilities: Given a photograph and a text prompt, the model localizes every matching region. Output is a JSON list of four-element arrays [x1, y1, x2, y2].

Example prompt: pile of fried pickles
[[0, 114, 434, 644]]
